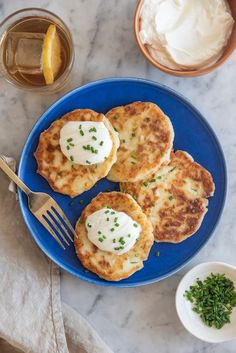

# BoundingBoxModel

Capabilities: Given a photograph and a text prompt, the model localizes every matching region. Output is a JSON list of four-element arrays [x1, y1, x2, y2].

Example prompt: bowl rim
[[134, 0, 236, 77], [175, 261, 236, 342]]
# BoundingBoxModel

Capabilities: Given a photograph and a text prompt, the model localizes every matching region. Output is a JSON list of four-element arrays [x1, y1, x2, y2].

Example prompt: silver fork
[[0, 155, 76, 249]]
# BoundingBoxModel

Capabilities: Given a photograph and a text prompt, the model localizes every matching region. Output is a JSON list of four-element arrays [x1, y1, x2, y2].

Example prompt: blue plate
[[18, 78, 227, 287]]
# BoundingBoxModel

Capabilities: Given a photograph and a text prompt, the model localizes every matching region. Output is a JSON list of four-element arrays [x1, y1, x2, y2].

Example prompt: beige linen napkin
[[0, 157, 113, 353]]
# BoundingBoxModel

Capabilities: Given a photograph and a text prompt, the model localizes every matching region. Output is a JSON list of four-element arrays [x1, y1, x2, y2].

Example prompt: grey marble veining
[[0, 1, 236, 352]]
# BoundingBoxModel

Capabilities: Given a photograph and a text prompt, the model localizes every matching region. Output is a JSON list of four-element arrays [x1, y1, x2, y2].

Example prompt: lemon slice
[[42, 24, 62, 85]]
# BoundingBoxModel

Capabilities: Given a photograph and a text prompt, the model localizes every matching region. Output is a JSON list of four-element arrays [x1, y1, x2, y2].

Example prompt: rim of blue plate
[[18, 77, 227, 287]]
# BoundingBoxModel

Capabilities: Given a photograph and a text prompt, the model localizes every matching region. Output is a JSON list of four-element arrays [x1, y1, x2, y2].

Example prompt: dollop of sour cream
[[59, 121, 112, 165], [139, 0, 234, 70], [85, 207, 142, 255]]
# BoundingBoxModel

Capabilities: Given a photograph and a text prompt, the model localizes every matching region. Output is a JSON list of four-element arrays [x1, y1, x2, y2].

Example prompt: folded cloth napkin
[[0, 157, 113, 353]]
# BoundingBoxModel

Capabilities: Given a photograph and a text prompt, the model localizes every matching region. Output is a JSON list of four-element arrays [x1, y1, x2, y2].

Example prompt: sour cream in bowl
[[134, 0, 236, 76]]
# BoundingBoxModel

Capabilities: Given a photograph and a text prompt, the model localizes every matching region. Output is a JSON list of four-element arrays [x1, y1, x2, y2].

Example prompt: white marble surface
[[0, 1, 236, 352]]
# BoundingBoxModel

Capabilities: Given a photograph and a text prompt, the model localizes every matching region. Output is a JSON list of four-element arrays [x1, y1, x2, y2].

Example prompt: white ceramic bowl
[[176, 262, 236, 343]]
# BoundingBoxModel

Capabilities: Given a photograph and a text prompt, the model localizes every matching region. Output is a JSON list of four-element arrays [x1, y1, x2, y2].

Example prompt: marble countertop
[[0, 1, 236, 352]]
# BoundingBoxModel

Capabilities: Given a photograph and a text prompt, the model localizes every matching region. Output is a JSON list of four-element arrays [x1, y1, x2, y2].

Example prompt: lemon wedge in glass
[[42, 24, 62, 85]]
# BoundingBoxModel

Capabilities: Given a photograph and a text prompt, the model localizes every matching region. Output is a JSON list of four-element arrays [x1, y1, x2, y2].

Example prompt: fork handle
[[0, 156, 31, 195]]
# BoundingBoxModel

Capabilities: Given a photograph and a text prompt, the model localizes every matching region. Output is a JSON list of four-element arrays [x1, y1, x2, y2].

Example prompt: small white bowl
[[176, 262, 236, 343]]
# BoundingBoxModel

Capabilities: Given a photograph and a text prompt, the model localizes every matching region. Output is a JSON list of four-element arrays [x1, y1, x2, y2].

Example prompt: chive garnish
[[113, 239, 116, 243], [143, 181, 148, 187], [155, 251, 160, 257], [92, 136, 97, 141], [105, 210, 110, 214], [79, 200, 84, 204], [69, 201, 74, 206], [86, 160, 91, 164], [114, 127, 119, 132], [115, 223, 119, 227], [122, 139, 126, 143], [79, 130, 84, 136], [106, 218, 110, 221], [157, 176, 162, 179], [168, 196, 174, 201], [66, 146, 70, 150], [67, 138, 73, 142], [133, 223, 138, 228], [70, 156, 74, 161], [131, 161, 136, 165], [150, 178, 156, 183], [98, 237, 104, 242], [98, 231, 102, 235], [99, 141, 104, 146], [89, 127, 97, 132], [87, 223, 92, 228], [131, 132, 136, 138], [110, 228, 115, 232], [184, 273, 236, 329]]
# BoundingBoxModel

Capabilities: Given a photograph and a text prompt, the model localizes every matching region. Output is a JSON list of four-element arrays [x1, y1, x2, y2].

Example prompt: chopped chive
[[131, 161, 136, 165], [107, 206, 112, 209], [128, 234, 131, 237], [155, 251, 160, 257], [122, 139, 126, 143], [114, 217, 118, 222], [86, 160, 91, 164], [150, 178, 156, 183], [79, 200, 84, 204], [131, 132, 136, 138], [157, 176, 162, 180], [69, 201, 74, 206], [89, 127, 97, 133], [99, 141, 104, 146], [111, 211, 115, 215], [66, 146, 70, 150], [130, 261, 138, 264], [143, 181, 148, 187], [132, 195, 137, 200], [106, 217, 110, 221], [113, 239, 116, 243], [98, 231, 102, 235], [131, 154, 137, 159], [110, 228, 115, 232], [104, 157, 108, 160], [98, 237, 104, 242], [67, 138, 73, 142], [191, 188, 198, 192], [79, 218, 84, 224], [169, 167, 176, 173], [92, 136, 97, 141], [133, 223, 138, 228], [168, 195, 174, 201], [87, 223, 92, 228], [79, 124, 82, 129], [115, 223, 119, 227], [114, 127, 119, 132], [79, 130, 84, 136], [102, 235, 106, 239], [105, 188, 111, 192], [152, 202, 156, 207], [69, 143, 75, 147], [105, 210, 110, 214], [70, 156, 74, 162]]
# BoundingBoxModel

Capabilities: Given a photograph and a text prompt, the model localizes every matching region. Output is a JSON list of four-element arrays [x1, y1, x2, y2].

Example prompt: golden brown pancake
[[106, 101, 174, 182], [120, 150, 215, 243], [74, 192, 154, 281], [35, 109, 119, 197]]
